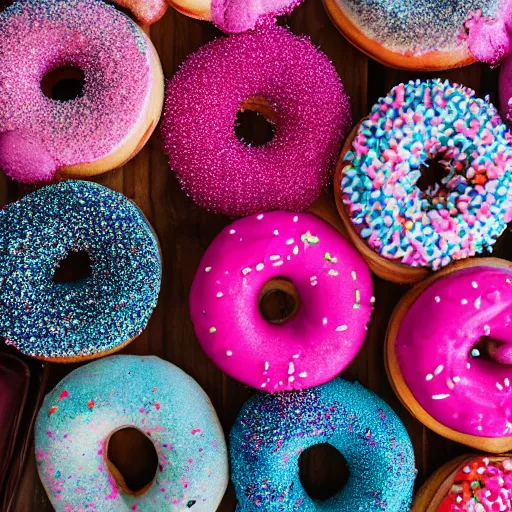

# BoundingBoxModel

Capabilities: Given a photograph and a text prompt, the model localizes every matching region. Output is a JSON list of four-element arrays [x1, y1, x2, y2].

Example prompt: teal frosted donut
[[35, 355, 229, 511], [0, 181, 161, 361], [230, 378, 416, 511]]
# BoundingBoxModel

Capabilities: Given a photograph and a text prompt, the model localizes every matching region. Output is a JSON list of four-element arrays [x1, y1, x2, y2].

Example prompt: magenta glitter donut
[[161, 26, 351, 217], [0, 0, 164, 184], [190, 211, 374, 392]]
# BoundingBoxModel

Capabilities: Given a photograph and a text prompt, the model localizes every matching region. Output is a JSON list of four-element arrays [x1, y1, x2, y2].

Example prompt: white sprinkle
[[273, 230, 279, 236], [239, 238, 243, 242], [484, 324, 491, 335], [293, 216, 299, 222], [435, 296, 441, 303], [229, 229, 236, 235], [209, 327, 217, 334], [216, 292, 223, 298], [288, 362, 295, 375], [322, 318, 328, 325], [242, 267, 252, 275], [286, 256, 291, 261], [293, 246, 299, 255], [475, 296, 481, 310], [370, 296, 376, 304], [286, 238, 294, 245], [467, 363, 471, 369], [351, 271, 357, 280], [226, 350, 233, 357], [461, 299, 468, 305], [446, 378, 455, 390], [264, 361, 269, 371], [472, 281, 478, 289], [273, 260, 284, 267], [336, 325, 348, 332], [270, 255, 281, 261], [279, 381, 283, 386], [497, 382, 504, 391], [299, 372, 308, 378], [506, 378, 510, 387], [261, 382, 267, 388], [310, 280, 317, 287], [257, 214, 264, 220], [426, 374, 433, 381], [328, 269, 339, 276], [256, 263, 264, 271], [205, 266, 212, 273], [507, 278, 512, 285], [292, 354, 300, 359], [434, 364, 444, 375], [432, 394, 450, 400], [453, 376, 461, 383], [477, 425, 483, 431], [288, 376, 295, 383]]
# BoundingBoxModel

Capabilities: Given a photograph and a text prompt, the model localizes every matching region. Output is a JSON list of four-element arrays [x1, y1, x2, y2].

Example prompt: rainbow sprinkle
[[341, 79, 512, 270]]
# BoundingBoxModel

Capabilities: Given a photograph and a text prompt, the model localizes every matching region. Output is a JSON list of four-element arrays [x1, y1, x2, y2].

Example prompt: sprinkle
[[286, 239, 294, 245], [226, 350, 233, 356], [475, 297, 482, 309], [497, 382, 504, 391], [87, 400, 95, 411], [434, 365, 444, 375], [293, 216, 299, 222], [472, 281, 478, 289], [299, 372, 308, 378], [209, 327, 217, 334], [288, 362, 295, 375], [216, 292, 223, 298], [256, 263, 264, 271], [471, 348, 480, 357], [293, 246, 299, 255], [432, 394, 450, 400], [273, 230, 279, 236], [484, 325, 491, 335], [324, 252, 338, 263], [272, 260, 284, 267], [336, 325, 348, 332], [288, 376, 295, 383], [461, 299, 468, 305], [328, 269, 339, 276], [426, 374, 433, 381], [453, 376, 461, 383], [205, 267, 212, 273], [269, 255, 280, 261], [242, 267, 251, 276], [322, 318, 328, 325], [301, 231, 320, 245], [264, 361, 269, 371], [257, 214, 264, 220], [48, 406, 58, 416], [292, 354, 300, 359], [435, 296, 441, 303], [229, 229, 236, 235], [351, 271, 357, 280]]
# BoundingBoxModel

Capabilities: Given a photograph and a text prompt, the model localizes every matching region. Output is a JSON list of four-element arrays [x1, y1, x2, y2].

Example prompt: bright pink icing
[[114, 0, 168, 24], [211, 0, 304, 33], [395, 265, 512, 437], [0, 0, 152, 184], [161, 26, 350, 217], [190, 211, 374, 392]]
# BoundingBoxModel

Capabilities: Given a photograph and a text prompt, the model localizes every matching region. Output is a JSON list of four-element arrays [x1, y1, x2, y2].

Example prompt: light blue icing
[[230, 378, 416, 511], [35, 355, 228, 511]]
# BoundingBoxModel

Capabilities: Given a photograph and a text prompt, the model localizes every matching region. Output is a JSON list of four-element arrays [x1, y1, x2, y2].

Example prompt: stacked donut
[[2, 0, 512, 511]]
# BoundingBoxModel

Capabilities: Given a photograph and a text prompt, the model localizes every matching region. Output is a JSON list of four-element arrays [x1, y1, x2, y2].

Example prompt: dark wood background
[[5, 0, 512, 509]]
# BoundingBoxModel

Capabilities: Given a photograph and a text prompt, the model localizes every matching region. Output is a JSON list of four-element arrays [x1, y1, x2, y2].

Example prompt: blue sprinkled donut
[[0, 181, 161, 361], [341, 79, 512, 271], [230, 378, 416, 511], [35, 355, 229, 511]]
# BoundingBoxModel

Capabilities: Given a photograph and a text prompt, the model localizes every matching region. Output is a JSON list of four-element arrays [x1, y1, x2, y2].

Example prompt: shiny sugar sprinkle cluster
[[437, 457, 512, 512], [341, 79, 512, 270]]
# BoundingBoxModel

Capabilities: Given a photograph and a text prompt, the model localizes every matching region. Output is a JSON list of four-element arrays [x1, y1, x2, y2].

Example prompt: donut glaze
[[0, 181, 161, 361], [190, 211, 373, 392], [0, 0, 163, 183], [35, 355, 228, 511], [162, 26, 350, 217], [340, 79, 512, 271], [394, 265, 512, 438], [230, 378, 416, 511]]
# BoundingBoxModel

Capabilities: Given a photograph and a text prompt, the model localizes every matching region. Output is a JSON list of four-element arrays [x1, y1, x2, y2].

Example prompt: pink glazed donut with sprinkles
[[386, 258, 512, 453], [190, 211, 374, 392], [162, 26, 351, 217], [0, 0, 164, 184]]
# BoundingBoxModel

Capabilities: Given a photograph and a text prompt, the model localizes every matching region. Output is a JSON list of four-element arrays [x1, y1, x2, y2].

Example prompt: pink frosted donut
[[161, 26, 351, 217], [389, 260, 512, 450], [0, 0, 164, 184], [190, 211, 374, 392]]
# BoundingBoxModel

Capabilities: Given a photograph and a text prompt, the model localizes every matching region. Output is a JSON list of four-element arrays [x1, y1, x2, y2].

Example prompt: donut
[[386, 258, 512, 453], [230, 378, 416, 511], [167, 0, 303, 33], [322, 0, 509, 71], [0, 0, 164, 184], [412, 454, 512, 511], [190, 211, 373, 392], [335, 79, 512, 284], [113, 0, 169, 24], [161, 26, 351, 217], [35, 355, 229, 511], [0, 181, 161, 362]]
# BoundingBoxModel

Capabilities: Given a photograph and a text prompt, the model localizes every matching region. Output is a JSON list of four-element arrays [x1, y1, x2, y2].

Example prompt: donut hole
[[235, 97, 276, 147], [41, 66, 85, 102], [417, 155, 449, 193], [53, 250, 93, 284], [258, 278, 300, 324], [299, 443, 350, 501], [471, 336, 512, 365], [105, 427, 159, 496]]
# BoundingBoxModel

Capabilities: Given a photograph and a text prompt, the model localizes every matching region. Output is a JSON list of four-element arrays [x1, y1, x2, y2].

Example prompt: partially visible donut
[[230, 378, 416, 511], [386, 258, 512, 453], [0, 0, 164, 183], [190, 211, 373, 392], [336, 79, 512, 284], [0, 181, 161, 362], [35, 355, 229, 511], [322, 0, 508, 71], [162, 26, 351, 217], [114, 0, 169, 24]]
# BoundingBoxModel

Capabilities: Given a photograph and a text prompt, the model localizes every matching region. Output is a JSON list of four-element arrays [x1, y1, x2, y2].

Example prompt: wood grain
[[4, 0, 510, 510]]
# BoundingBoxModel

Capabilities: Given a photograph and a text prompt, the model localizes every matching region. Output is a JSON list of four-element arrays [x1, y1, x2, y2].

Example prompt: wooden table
[[5, 0, 511, 509]]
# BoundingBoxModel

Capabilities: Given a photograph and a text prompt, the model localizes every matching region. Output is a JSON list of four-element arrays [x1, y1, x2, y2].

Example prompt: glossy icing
[[35, 355, 228, 511], [190, 211, 373, 392], [395, 266, 512, 437]]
